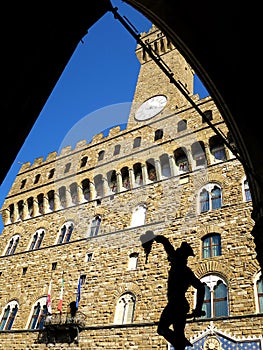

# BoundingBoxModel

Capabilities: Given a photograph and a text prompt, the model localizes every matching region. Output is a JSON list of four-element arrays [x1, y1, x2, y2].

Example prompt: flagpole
[[57, 271, 64, 322]]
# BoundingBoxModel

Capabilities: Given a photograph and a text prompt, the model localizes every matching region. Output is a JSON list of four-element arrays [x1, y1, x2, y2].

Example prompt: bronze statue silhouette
[[140, 231, 205, 349]]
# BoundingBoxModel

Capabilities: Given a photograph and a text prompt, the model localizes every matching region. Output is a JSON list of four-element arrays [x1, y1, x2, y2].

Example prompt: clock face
[[135, 95, 167, 121]]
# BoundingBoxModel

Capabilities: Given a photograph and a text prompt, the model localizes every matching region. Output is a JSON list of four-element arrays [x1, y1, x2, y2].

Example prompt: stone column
[[141, 164, 148, 185], [154, 159, 162, 181], [129, 168, 135, 189], [116, 172, 122, 192], [169, 155, 177, 177], [89, 182, 96, 201], [77, 184, 85, 203]]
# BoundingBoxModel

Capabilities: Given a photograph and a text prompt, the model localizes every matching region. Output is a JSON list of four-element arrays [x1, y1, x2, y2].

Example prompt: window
[[80, 274, 86, 285], [22, 267, 28, 275], [64, 162, 71, 173], [29, 229, 45, 250], [48, 168, 55, 179], [121, 167, 130, 190], [28, 298, 47, 330], [133, 137, 141, 148], [200, 275, 228, 318], [4, 235, 20, 256], [209, 135, 226, 162], [98, 150, 105, 161], [255, 272, 263, 313], [128, 253, 139, 271], [18, 200, 24, 220], [202, 234, 221, 258], [146, 159, 156, 182], [199, 184, 222, 213], [131, 205, 147, 227], [57, 222, 74, 244], [94, 174, 104, 198], [202, 109, 213, 123], [174, 147, 189, 174], [80, 156, 88, 167], [192, 141, 207, 168], [133, 163, 143, 186], [47, 190, 55, 211], [243, 178, 252, 202], [34, 174, 40, 184], [27, 197, 34, 217], [107, 170, 117, 193], [52, 262, 57, 271], [86, 252, 93, 262], [177, 119, 187, 132], [89, 216, 101, 237], [70, 182, 78, 204], [154, 129, 163, 141], [0, 301, 19, 330], [114, 292, 136, 324], [82, 179, 91, 201], [160, 154, 171, 178], [113, 144, 121, 155], [58, 186, 67, 208], [37, 194, 44, 214], [20, 179, 27, 189]]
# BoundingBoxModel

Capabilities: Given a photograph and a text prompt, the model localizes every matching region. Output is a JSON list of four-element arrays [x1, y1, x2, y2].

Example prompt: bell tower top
[[127, 25, 194, 128]]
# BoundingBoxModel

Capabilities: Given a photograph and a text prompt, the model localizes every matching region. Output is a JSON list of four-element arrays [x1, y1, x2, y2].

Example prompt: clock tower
[[127, 24, 194, 128]]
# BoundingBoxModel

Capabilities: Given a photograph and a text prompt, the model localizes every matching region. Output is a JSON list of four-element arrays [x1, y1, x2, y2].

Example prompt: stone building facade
[[0, 25, 262, 349]]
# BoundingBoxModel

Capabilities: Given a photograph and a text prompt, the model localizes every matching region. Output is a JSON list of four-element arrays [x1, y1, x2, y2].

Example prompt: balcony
[[39, 311, 86, 345]]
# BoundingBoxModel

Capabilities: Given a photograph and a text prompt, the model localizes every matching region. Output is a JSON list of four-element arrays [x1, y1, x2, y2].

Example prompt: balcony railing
[[44, 311, 86, 329]]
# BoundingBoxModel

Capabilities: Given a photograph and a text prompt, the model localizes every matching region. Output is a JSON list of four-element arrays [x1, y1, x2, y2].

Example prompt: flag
[[46, 279, 52, 314], [76, 277, 81, 309], [57, 274, 64, 312]]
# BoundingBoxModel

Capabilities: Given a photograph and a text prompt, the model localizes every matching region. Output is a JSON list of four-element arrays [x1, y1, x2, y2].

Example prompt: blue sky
[[0, 0, 208, 230]]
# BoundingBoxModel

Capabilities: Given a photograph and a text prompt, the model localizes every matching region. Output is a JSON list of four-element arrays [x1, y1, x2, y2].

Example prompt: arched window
[[80, 156, 88, 167], [114, 292, 136, 324], [191, 141, 207, 168], [37, 193, 44, 214], [17, 200, 24, 220], [57, 222, 74, 244], [174, 147, 189, 174], [47, 190, 55, 211], [199, 275, 228, 318], [202, 234, 221, 258], [133, 163, 143, 186], [98, 150, 105, 161], [146, 159, 156, 182], [254, 272, 263, 313], [154, 129, 163, 141], [29, 229, 45, 250], [202, 109, 213, 123], [209, 135, 226, 163], [28, 297, 47, 330], [107, 170, 117, 193], [199, 184, 222, 213], [58, 186, 67, 208], [81, 179, 90, 201], [27, 197, 34, 217], [160, 154, 171, 178], [94, 174, 104, 198], [113, 144, 121, 155], [121, 167, 130, 190], [133, 137, 141, 148], [0, 301, 19, 330], [89, 215, 101, 237], [131, 205, 147, 227], [243, 178, 252, 202], [70, 182, 78, 205], [128, 253, 139, 271], [177, 119, 187, 132], [4, 235, 20, 256]]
